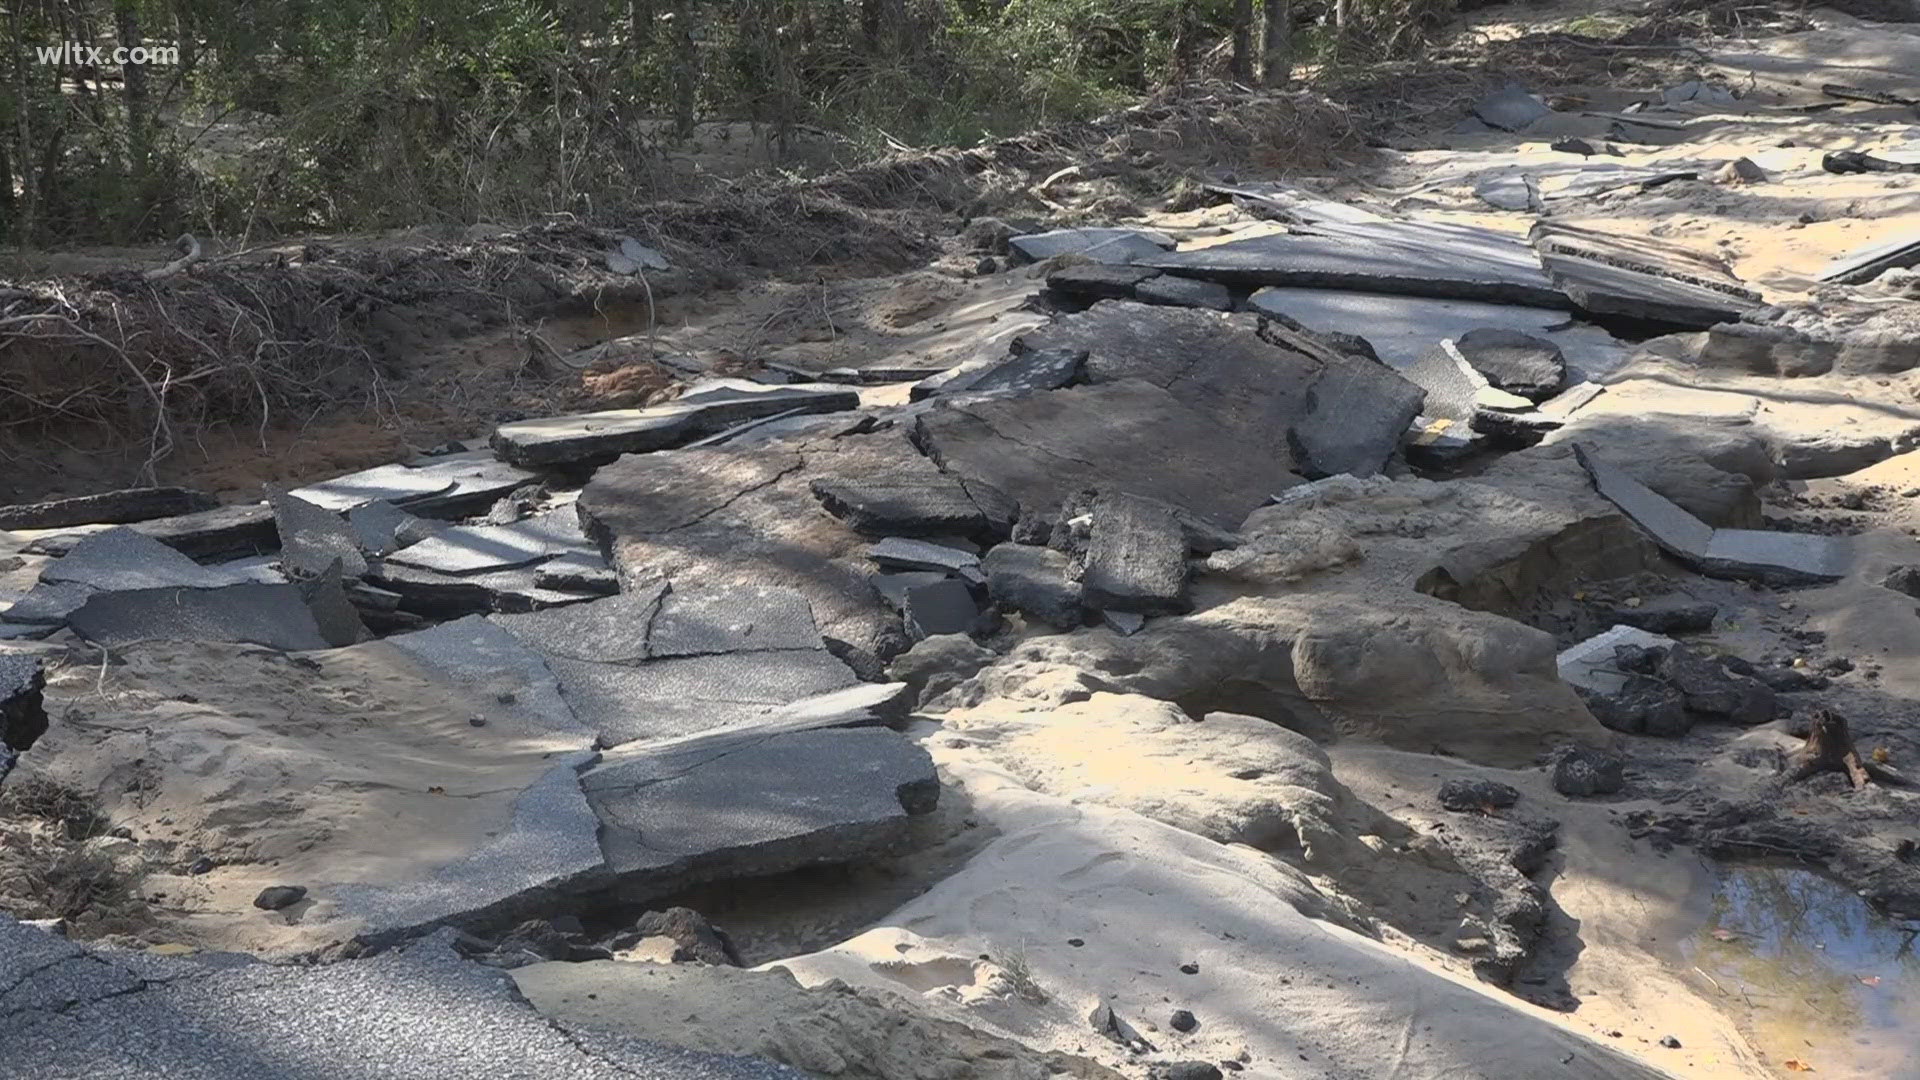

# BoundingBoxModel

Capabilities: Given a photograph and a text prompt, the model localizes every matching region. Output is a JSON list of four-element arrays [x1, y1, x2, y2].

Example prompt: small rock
[[1551, 747, 1625, 797], [1883, 565, 1920, 598], [188, 857, 214, 876], [253, 885, 307, 911], [1437, 778, 1520, 812], [1170, 1009, 1199, 1033], [1155, 1064, 1223, 1080], [974, 256, 998, 275], [1179, 962, 1200, 975], [1658, 1035, 1682, 1049]]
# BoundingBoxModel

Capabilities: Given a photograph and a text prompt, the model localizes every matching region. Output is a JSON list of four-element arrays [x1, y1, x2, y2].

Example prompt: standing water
[[1683, 865, 1920, 1078]]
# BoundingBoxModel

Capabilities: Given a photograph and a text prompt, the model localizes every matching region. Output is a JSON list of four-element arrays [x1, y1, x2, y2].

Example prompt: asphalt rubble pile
[[6, 79, 1920, 1079]]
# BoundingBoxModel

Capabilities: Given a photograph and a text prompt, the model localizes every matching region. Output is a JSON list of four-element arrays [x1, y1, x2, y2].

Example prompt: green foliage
[[0, 0, 1432, 246]]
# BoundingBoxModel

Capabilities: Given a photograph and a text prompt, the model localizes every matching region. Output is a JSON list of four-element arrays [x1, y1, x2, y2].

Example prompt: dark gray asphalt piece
[[1286, 359, 1426, 479], [910, 345, 1088, 400], [868, 538, 982, 575], [328, 753, 608, 948], [810, 476, 991, 538], [490, 585, 670, 663], [1007, 227, 1175, 264], [646, 584, 828, 657], [346, 500, 424, 556], [902, 579, 979, 640], [387, 615, 584, 734], [288, 462, 459, 512], [543, 650, 860, 747], [1079, 492, 1190, 616], [385, 508, 593, 576], [1818, 228, 1920, 286], [491, 385, 859, 468], [583, 726, 938, 883], [270, 491, 370, 579], [0, 487, 217, 531], [1134, 274, 1234, 311], [66, 583, 333, 651], [2, 581, 96, 625], [1472, 83, 1552, 131], [1454, 327, 1566, 401], [0, 917, 807, 1080], [1045, 263, 1161, 300], [1577, 446, 1847, 583], [1136, 220, 1566, 308], [42, 528, 252, 592], [983, 543, 1084, 629]]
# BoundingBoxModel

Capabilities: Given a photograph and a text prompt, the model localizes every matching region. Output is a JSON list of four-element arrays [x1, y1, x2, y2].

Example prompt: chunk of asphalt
[[1008, 227, 1175, 265], [869, 537, 982, 576], [1555, 624, 1678, 696], [982, 543, 1084, 629], [270, 490, 371, 579], [1472, 83, 1552, 132], [1046, 263, 1161, 301], [490, 384, 859, 468], [902, 579, 980, 640], [385, 509, 593, 576], [41, 527, 253, 592], [66, 583, 334, 651], [1286, 359, 1427, 479], [1079, 492, 1190, 616], [1454, 328, 1566, 401], [810, 476, 990, 539], [581, 726, 939, 887], [0, 487, 217, 531], [489, 586, 669, 663], [910, 346, 1088, 401], [646, 583, 828, 657], [543, 650, 861, 747], [1134, 275, 1235, 311], [327, 751, 608, 950]]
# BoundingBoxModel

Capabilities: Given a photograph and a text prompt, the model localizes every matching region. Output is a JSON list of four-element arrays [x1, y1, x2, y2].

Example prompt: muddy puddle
[[1684, 864, 1920, 1078]]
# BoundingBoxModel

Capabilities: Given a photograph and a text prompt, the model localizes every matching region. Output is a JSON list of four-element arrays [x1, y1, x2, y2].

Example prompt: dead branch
[[142, 234, 204, 281]]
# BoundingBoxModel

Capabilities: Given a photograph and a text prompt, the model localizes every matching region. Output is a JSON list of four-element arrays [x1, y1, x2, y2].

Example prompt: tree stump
[[1787, 708, 1871, 790]]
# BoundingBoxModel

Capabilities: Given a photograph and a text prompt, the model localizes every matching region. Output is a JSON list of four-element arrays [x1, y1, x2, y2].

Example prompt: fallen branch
[[142, 234, 204, 281]]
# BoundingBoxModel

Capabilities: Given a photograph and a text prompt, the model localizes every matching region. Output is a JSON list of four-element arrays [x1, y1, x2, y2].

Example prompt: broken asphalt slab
[[914, 378, 1299, 530], [1529, 221, 1763, 328], [327, 751, 608, 950], [1576, 445, 1848, 583], [908, 344, 1087, 401], [384, 507, 595, 576], [1014, 301, 1418, 478], [582, 725, 938, 889], [1244, 286, 1629, 379], [0, 916, 807, 1080], [1136, 219, 1567, 308], [491, 382, 859, 467], [1473, 83, 1553, 132], [1007, 227, 1176, 265], [1819, 229, 1920, 286], [0, 487, 216, 531], [65, 582, 339, 651], [1078, 493, 1190, 616], [543, 651, 861, 747], [0, 654, 47, 783]]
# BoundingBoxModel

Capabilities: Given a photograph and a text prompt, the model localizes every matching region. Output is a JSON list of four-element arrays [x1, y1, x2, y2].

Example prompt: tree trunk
[[117, 2, 152, 183], [1231, 0, 1254, 82], [629, 0, 655, 52], [670, 0, 697, 138], [10, 3, 38, 245], [1262, 0, 1291, 86], [1333, 0, 1351, 49], [860, 0, 882, 54]]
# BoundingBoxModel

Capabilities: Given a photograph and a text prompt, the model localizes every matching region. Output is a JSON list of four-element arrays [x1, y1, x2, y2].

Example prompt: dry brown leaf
[[1783, 1059, 1814, 1072], [1710, 928, 1739, 941], [1859, 975, 1882, 986]]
